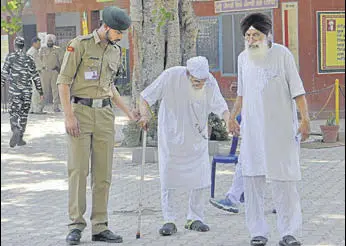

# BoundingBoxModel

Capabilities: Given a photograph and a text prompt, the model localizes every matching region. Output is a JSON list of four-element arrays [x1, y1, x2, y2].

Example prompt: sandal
[[250, 236, 268, 246], [184, 220, 210, 232], [279, 235, 301, 246], [159, 223, 177, 236]]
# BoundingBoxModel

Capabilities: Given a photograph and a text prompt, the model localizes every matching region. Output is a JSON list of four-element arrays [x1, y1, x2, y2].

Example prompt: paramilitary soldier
[[1, 36, 43, 147], [57, 6, 134, 245]]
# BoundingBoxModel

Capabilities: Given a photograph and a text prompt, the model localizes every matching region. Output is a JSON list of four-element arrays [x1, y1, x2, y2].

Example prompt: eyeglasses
[[244, 32, 262, 41], [189, 76, 206, 84]]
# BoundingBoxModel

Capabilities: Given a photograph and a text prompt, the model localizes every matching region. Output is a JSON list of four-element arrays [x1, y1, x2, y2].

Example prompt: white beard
[[188, 82, 206, 101], [246, 39, 269, 63]]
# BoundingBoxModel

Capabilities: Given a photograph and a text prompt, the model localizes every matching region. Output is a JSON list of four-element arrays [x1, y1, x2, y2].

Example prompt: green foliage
[[116, 83, 132, 96], [208, 113, 229, 141], [1, 0, 26, 35], [326, 113, 336, 126], [152, 7, 175, 32]]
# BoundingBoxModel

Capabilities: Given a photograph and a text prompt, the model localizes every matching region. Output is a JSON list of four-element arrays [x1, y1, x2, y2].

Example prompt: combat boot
[[9, 128, 21, 148], [17, 134, 27, 146]]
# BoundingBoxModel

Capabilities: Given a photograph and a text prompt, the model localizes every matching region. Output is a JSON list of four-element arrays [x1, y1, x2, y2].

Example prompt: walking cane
[[136, 129, 147, 239]]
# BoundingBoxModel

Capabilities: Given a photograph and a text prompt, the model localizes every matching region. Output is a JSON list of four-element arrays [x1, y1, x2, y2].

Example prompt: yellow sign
[[317, 11, 345, 74], [82, 11, 88, 35]]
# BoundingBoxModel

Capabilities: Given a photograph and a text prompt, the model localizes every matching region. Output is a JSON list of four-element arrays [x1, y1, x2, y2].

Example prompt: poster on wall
[[282, 2, 299, 69], [38, 32, 47, 47], [1, 35, 9, 68], [317, 11, 345, 74]]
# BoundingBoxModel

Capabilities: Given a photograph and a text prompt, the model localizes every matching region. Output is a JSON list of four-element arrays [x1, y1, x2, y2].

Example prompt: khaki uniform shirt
[[27, 46, 44, 72], [57, 30, 121, 99], [40, 45, 62, 70]]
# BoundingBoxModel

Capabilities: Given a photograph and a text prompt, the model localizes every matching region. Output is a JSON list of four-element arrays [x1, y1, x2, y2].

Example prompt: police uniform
[[27, 46, 45, 113], [57, 6, 131, 240], [40, 44, 62, 111], [1, 37, 43, 147]]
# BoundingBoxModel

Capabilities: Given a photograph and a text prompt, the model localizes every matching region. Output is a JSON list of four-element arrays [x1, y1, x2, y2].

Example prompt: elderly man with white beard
[[229, 13, 310, 246], [138, 56, 230, 236]]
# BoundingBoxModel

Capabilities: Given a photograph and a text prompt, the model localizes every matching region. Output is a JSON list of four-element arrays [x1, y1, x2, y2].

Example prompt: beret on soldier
[[102, 6, 131, 31], [240, 13, 272, 36]]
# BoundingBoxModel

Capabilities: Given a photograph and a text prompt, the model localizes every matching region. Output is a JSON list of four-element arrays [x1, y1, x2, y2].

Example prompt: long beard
[[246, 39, 269, 62], [189, 82, 206, 101]]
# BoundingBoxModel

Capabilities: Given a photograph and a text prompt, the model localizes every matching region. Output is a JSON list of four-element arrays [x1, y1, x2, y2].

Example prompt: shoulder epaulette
[[76, 33, 94, 41]]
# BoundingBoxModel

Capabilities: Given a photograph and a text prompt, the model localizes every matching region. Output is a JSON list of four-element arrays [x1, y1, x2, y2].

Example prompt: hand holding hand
[[229, 118, 240, 136]]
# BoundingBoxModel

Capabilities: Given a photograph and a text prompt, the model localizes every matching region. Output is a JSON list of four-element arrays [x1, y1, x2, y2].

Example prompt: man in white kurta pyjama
[[140, 56, 230, 236], [229, 13, 311, 246]]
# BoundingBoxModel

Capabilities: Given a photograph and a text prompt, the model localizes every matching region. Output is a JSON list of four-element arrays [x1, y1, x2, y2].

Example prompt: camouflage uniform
[[1, 46, 43, 146]]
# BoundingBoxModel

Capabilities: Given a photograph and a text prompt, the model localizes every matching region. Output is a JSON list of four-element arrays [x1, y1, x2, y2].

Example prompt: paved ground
[[1, 105, 345, 246]]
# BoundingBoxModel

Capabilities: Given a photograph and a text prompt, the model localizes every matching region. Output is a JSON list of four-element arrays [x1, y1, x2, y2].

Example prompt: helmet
[[14, 36, 25, 49]]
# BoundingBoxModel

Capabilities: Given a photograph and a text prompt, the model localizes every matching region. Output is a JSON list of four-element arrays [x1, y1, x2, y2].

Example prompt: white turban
[[46, 34, 56, 43], [187, 56, 210, 80]]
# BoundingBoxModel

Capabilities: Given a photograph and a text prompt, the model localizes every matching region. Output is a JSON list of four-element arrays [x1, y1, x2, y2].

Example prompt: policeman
[[57, 6, 133, 245], [27, 36, 46, 114], [40, 34, 62, 112], [1, 36, 43, 147]]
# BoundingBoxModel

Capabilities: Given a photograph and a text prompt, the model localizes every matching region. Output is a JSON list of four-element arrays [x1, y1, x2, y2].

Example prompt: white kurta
[[238, 44, 306, 181], [141, 66, 228, 190]]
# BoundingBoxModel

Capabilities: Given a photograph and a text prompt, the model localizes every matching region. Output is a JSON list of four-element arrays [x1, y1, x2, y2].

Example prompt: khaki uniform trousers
[[67, 103, 115, 235], [30, 74, 44, 113], [41, 69, 59, 109]]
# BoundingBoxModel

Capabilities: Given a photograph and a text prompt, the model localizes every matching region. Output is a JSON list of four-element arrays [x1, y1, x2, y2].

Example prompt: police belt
[[72, 96, 111, 108]]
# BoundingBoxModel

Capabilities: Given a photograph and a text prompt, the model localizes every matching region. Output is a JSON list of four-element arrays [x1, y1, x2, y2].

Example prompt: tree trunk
[[128, 0, 197, 146]]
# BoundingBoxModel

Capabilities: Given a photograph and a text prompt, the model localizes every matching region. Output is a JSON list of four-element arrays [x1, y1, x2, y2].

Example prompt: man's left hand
[[40, 95, 44, 101], [298, 119, 310, 141]]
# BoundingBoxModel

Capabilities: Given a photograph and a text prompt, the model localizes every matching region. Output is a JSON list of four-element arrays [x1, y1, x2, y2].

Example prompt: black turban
[[103, 6, 131, 31], [240, 13, 272, 36]]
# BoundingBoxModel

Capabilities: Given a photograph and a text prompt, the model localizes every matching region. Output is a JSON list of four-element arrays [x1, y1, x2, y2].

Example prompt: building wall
[[193, 0, 345, 117]]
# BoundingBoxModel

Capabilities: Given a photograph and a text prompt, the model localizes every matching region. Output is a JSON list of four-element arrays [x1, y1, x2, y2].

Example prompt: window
[[221, 10, 272, 76], [196, 16, 219, 70]]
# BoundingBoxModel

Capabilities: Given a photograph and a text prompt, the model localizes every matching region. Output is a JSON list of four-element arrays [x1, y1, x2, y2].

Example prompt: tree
[[125, 0, 197, 146], [1, 0, 30, 36]]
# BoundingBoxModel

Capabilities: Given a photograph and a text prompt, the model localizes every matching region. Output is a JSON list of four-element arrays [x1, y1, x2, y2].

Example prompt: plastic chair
[[210, 114, 241, 198]]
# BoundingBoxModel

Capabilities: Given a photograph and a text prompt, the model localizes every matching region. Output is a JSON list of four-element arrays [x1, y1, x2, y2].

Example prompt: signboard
[[317, 11, 345, 74], [215, 0, 278, 13], [282, 2, 299, 69], [96, 0, 115, 2], [55, 0, 72, 3], [196, 17, 219, 70], [1, 35, 9, 68]]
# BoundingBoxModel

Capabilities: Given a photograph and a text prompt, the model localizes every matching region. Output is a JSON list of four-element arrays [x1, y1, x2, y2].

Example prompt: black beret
[[102, 6, 131, 31], [240, 13, 272, 36]]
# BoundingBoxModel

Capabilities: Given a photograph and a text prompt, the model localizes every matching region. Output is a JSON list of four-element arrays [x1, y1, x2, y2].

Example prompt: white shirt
[[238, 43, 306, 181], [141, 66, 228, 189]]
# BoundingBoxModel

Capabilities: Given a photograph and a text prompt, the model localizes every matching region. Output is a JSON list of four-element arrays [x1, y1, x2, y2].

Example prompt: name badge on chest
[[85, 71, 99, 80]]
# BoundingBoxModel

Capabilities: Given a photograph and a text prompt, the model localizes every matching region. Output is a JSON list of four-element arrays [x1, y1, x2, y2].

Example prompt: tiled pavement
[[1, 106, 345, 246]]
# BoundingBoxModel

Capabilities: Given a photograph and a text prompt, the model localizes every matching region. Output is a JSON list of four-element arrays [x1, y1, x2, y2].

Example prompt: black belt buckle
[[73, 97, 110, 108]]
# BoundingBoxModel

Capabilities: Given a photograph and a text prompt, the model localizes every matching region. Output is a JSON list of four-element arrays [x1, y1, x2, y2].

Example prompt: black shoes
[[92, 230, 123, 243], [66, 229, 82, 245], [159, 223, 178, 236]]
